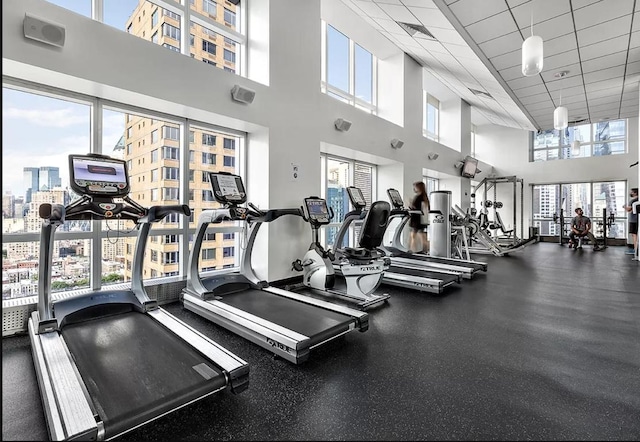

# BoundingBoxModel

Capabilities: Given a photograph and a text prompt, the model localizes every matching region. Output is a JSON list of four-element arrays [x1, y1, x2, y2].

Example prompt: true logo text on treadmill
[[266, 338, 292, 354]]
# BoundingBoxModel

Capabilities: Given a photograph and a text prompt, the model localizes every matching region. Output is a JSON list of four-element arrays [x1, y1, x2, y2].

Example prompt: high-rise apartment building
[[122, 0, 239, 281]]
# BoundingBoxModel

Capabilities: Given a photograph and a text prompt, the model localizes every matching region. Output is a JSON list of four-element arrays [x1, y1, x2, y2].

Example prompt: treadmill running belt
[[219, 288, 353, 345], [62, 311, 227, 439], [389, 248, 486, 270]]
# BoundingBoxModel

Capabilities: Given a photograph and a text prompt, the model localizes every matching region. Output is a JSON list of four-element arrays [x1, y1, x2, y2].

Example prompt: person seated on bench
[[569, 207, 600, 251]]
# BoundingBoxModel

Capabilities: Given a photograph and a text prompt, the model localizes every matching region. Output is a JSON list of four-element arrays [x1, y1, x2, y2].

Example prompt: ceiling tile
[[585, 85, 623, 99], [519, 92, 552, 105], [581, 51, 628, 74], [401, 0, 438, 7], [511, 0, 571, 30], [524, 100, 555, 112], [585, 77, 625, 93], [543, 49, 581, 72], [478, 31, 523, 59], [542, 64, 583, 84], [583, 66, 626, 84], [489, 50, 521, 70], [553, 85, 587, 99], [518, 13, 574, 42], [448, 0, 508, 27], [443, 42, 480, 59], [571, 0, 603, 9], [376, 3, 416, 23], [429, 27, 468, 45], [507, 75, 544, 90], [576, 15, 632, 47], [579, 35, 630, 61], [352, 1, 388, 19], [466, 11, 519, 44], [572, 0, 634, 30], [514, 83, 548, 97], [410, 6, 454, 30], [550, 92, 587, 105], [626, 60, 640, 76], [587, 95, 622, 107], [418, 39, 449, 54], [544, 33, 578, 57], [499, 64, 526, 81]]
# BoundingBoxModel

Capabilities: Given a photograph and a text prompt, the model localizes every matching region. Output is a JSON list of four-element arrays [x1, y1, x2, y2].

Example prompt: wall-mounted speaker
[[390, 138, 404, 149], [23, 14, 66, 48], [334, 118, 352, 132], [231, 85, 256, 104]]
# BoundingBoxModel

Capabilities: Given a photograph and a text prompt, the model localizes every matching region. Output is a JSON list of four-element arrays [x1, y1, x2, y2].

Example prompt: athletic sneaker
[[593, 246, 601, 251], [625, 249, 636, 255]]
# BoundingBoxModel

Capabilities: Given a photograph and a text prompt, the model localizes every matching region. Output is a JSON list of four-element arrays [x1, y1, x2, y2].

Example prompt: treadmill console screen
[[69, 154, 129, 197], [387, 189, 404, 208], [209, 172, 247, 205], [304, 198, 330, 224], [347, 186, 367, 208]]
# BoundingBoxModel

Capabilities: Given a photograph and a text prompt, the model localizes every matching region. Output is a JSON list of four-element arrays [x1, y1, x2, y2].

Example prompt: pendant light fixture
[[554, 71, 569, 131], [522, 4, 543, 76]]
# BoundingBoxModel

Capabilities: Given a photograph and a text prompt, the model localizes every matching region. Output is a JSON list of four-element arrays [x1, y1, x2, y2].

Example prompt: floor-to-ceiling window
[[532, 181, 627, 239], [320, 154, 376, 250], [2, 82, 245, 301]]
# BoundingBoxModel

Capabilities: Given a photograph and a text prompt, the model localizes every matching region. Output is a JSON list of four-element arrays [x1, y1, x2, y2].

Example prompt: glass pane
[[191, 125, 241, 273], [594, 120, 625, 143], [594, 141, 624, 156], [326, 158, 350, 248], [2, 88, 91, 234], [533, 129, 560, 148], [112, 1, 182, 53], [2, 240, 91, 300], [562, 183, 592, 217], [427, 103, 438, 137], [47, 0, 91, 17], [533, 150, 547, 162], [327, 25, 349, 93], [190, 22, 239, 73], [354, 44, 372, 104], [566, 124, 591, 144]]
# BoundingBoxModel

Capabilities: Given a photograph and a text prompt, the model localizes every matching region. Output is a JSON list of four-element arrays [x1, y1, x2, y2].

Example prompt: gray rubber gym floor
[[3, 242, 639, 441]]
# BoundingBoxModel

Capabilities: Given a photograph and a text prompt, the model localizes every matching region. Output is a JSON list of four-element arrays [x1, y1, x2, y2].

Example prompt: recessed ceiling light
[[554, 70, 570, 78]]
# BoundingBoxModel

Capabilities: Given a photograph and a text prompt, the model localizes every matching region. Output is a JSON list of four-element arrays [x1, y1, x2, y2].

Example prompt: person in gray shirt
[[569, 208, 600, 251], [623, 187, 638, 255]]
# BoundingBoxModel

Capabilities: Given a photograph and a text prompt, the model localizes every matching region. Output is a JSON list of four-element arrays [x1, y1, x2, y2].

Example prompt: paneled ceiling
[[340, 0, 640, 131]]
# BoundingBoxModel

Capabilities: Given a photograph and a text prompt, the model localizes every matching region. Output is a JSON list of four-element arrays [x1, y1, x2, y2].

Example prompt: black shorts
[[630, 222, 638, 235], [411, 225, 429, 233]]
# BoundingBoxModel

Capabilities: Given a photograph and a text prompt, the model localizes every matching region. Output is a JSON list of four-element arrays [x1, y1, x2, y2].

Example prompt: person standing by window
[[623, 187, 638, 255], [569, 208, 600, 251], [408, 181, 430, 253]]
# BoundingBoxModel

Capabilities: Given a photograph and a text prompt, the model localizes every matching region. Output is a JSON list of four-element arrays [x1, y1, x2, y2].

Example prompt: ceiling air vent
[[397, 22, 436, 40], [468, 88, 494, 100]]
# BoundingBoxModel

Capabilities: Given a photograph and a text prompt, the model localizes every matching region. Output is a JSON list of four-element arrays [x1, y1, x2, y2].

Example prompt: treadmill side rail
[[264, 286, 369, 331], [29, 315, 98, 441], [149, 308, 250, 394]]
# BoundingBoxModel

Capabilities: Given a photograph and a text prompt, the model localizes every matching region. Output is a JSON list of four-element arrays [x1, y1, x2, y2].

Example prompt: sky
[[2, 1, 141, 197], [2, 89, 127, 197]]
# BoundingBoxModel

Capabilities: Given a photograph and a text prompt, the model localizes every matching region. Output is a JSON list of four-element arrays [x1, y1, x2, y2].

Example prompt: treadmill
[[384, 188, 488, 279], [333, 187, 461, 294], [29, 154, 248, 441], [182, 172, 369, 364]]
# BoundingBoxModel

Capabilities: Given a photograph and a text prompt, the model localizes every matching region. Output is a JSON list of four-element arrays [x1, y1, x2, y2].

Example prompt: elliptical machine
[[291, 196, 391, 310]]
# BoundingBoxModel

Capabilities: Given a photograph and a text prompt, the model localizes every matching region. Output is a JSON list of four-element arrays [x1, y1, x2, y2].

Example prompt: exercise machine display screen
[[209, 172, 247, 205], [347, 186, 366, 208], [304, 198, 330, 224], [387, 189, 404, 208], [69, 154, 129, 197]]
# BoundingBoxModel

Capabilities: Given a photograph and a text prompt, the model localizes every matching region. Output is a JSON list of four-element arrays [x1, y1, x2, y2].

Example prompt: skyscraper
[[23, 167, 39, 203]]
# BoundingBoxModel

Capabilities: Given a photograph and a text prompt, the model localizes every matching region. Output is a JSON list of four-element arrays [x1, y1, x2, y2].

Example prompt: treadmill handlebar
[[248, 207, 302, 223], [141, 204, 191, 223]]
